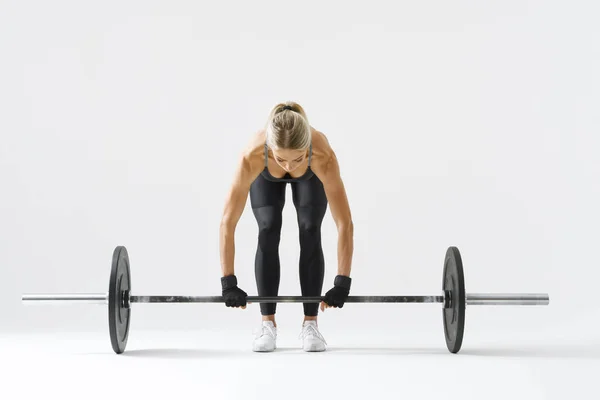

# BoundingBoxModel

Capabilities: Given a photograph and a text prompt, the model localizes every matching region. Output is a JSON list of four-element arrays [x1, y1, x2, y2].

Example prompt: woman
[[219, 102, 354, 352]]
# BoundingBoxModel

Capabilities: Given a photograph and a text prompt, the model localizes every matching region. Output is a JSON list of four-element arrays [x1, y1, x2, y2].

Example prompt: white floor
[[2, 325, 598, 400]]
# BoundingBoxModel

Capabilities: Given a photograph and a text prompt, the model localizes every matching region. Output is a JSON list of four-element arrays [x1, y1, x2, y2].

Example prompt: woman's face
[[272, 148, 308, 172]]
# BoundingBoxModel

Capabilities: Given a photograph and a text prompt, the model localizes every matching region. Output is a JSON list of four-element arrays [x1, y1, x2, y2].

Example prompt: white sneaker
[[299, 320, 327, 352], [253, 321, 277, 352]]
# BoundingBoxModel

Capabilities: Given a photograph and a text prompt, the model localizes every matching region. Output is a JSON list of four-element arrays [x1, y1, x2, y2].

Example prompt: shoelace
[[298, 324, 327, 345], [254, 324, 276, 340]]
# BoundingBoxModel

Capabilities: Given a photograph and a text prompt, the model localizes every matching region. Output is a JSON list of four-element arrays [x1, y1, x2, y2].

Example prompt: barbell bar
[[21, 245, 550, 354], [22, 294, 549, 305]]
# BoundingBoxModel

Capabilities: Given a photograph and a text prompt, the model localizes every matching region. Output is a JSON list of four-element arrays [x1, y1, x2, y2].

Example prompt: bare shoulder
[[230, 129, 265, 188], [310, 128, 338, 177], [242, 129, 266, 170]]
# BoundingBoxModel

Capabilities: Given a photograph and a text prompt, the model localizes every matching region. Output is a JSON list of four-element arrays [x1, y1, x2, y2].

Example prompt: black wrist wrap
[[334, 275, 352, 290], [221, 275, 238, 291]]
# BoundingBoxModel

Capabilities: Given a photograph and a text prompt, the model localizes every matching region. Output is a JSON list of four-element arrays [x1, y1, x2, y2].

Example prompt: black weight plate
[[442, 246, 465, 353], [109, 246, 131, 354]]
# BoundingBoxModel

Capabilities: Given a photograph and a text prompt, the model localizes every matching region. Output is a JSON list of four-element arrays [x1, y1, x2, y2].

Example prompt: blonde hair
[[265, 101, 311, 151]]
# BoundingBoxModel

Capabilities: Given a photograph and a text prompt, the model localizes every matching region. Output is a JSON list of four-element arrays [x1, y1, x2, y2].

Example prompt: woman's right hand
[[221, 274, 248, 309]]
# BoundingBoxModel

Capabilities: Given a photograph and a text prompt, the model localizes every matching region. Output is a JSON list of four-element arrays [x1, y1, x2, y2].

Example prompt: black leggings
[[249, 173, 328, 316]]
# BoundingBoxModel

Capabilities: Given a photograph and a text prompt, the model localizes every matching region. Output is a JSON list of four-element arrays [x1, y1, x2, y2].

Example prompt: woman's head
[[265, 102, 312, 172]]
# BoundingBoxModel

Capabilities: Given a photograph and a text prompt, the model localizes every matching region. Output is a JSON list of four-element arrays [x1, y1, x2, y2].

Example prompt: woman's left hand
[[320, 285, 350, 312]]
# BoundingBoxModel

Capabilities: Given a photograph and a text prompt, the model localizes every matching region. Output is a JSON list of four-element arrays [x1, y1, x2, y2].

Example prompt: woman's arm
[[219, 153, 259, 277], [319, 148, 354, 278]]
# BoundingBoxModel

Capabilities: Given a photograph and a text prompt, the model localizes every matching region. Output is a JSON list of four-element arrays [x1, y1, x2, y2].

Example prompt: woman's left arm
[[320, 150, 354, 278]]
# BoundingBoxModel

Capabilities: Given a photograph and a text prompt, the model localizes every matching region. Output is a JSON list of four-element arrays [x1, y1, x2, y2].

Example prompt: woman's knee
[[254, 206, 283, 248], [297, 207, 325, 238]]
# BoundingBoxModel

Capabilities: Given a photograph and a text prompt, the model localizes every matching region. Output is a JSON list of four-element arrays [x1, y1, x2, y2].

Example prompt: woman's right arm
[[219, 153, 258, 277]]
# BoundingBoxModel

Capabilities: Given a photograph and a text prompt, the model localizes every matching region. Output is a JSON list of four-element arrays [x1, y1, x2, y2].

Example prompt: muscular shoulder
[[225, 129, 265, 189], [239, 129, 266, 173], [310, 129, 337, 176]]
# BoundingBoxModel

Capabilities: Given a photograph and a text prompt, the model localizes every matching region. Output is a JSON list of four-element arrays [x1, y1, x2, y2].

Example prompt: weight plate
[[442, 246, 465, 353], [109, 246, 131, 354]]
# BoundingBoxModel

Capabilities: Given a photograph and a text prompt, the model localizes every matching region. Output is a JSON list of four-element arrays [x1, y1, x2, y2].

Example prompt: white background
[[1, 1, 598, 399]]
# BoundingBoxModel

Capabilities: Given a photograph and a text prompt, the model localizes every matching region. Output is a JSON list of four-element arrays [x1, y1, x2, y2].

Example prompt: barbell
[[21, 245, 549, 354]]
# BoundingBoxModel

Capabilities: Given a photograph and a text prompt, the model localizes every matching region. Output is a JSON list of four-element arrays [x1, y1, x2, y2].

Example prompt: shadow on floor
[[119, 346, 302, 359], [83, 343, 600, 360], [458, 344, 600, 360]]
